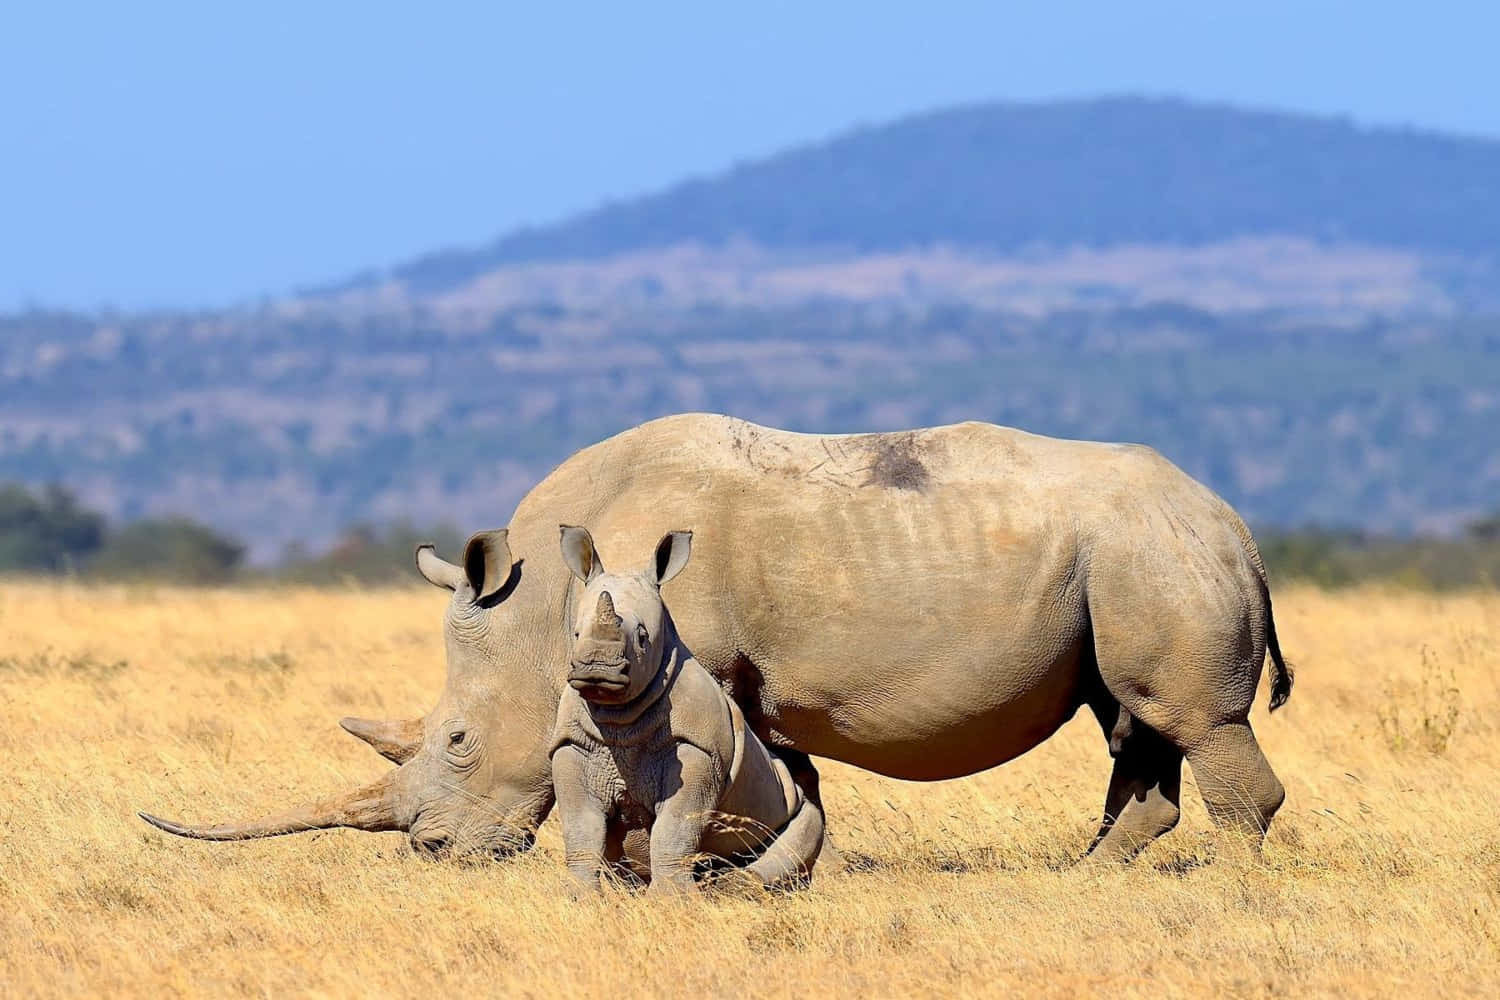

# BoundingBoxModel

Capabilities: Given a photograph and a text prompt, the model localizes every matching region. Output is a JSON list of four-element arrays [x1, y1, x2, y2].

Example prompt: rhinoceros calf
[[551, 526, 823, 893]]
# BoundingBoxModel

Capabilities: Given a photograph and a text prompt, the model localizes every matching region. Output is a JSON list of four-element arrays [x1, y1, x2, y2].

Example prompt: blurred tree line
[[0, 482, 464, 585], [0, 483, 243, 582], [274, 521, 466, 585], [0, 481, 1496, 588], [0, 484, 106, 573], [1256, 522, 1500, 590]]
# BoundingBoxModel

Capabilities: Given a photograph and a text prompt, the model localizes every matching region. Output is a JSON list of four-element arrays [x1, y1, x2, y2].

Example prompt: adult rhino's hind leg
[[1184, 720, 1285, 843], [1084, 702, 1184, 863]]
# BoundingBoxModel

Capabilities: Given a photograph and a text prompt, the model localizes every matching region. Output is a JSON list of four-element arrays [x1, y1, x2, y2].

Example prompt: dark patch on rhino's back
[[862, 432, 931, 491]]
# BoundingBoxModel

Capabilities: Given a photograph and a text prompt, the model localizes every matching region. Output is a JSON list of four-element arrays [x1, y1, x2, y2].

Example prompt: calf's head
[[559, 525, 693, 706]]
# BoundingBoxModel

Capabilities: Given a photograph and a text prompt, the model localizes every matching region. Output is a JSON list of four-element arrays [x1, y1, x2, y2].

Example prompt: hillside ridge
[[368, 96, 1500, 294]]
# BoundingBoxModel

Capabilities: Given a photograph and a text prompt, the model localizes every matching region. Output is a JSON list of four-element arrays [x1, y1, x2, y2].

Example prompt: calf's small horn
[[138, 770, 402, 841], [593, 591, 622, 633]]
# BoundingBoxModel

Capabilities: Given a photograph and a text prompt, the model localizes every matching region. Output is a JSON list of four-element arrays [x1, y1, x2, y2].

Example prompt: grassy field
[[2, 582, 1497, 997]]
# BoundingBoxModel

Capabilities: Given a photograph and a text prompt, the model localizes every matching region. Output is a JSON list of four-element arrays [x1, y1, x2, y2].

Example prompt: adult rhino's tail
[[1263, 585, 1295, 712], [1221, 499, 1295, 711]]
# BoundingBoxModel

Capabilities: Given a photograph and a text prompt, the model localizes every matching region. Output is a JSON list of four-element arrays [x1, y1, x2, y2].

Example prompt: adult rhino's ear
[[559, 524, 603, 583], [415, 544, 465, 591], [463, 529, 513, 603], [653, 530, 693, 586]]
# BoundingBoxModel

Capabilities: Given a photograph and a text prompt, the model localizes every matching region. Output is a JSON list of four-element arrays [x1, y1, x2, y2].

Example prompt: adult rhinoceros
[[141, 414, 1293, 863]]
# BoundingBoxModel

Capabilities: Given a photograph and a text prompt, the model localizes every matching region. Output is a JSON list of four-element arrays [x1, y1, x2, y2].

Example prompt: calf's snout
[[568, 649, 632, 701]]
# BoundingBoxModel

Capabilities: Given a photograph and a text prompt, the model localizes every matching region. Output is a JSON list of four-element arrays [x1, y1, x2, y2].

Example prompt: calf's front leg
[[646, 744, 724, 895], [552, 747, 610, 894]]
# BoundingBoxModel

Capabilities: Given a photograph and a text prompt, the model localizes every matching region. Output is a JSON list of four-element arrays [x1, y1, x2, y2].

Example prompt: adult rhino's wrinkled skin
[[141, 414, 1293, 863]]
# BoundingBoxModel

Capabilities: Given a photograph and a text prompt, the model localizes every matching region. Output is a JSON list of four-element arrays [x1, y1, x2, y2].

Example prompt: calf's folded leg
[[647, 744, 724, 895], [743, 794, 824, 888], [777, 749, 841, 873]]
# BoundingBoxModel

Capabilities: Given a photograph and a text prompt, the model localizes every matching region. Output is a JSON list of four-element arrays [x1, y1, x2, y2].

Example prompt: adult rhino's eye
[[449, 731, 466, 746]]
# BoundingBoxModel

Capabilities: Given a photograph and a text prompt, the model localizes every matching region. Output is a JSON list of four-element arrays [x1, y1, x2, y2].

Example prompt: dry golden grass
[[2, 582, 1498, 998]]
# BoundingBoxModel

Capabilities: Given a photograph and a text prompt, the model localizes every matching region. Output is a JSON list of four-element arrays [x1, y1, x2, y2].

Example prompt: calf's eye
[[636, 624, 649, 646]]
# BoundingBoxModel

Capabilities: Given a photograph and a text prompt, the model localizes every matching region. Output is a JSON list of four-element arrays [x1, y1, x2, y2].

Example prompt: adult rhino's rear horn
[[339, 716, 423, 765], [138, 770, 403, 841]]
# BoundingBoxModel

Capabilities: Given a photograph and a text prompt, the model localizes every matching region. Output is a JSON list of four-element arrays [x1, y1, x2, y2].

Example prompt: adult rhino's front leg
[[605, 823, 652, 885], [647, 744, 724, 895], [1083, 697, 1182, 863]]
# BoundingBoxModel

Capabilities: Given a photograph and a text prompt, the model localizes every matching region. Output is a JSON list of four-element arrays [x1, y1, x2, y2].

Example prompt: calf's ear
[[415, 544, 465, 591], [463, 529, 513, 603], [559, 525, 603, 583], [652, 530, 693, 586]]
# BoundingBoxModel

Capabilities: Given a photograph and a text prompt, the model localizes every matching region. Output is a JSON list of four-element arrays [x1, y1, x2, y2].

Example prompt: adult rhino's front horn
[[138, 769, 403, 841]]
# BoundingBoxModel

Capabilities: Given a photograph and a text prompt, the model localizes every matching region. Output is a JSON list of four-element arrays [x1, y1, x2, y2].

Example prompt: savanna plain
[[2, 582, 1497, 998]]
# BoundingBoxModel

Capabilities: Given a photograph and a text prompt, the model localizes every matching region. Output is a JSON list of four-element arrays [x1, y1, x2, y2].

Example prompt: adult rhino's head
[[140, 528, 560, 862]]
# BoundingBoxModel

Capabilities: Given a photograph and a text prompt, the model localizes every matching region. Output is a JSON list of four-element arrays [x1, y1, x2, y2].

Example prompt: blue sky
[[3, 1, 1497, 310]]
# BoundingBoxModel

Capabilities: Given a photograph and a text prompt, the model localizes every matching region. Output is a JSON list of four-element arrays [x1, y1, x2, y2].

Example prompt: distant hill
[[5, 97, 1500, 560], [385, 97, 1500, 293]]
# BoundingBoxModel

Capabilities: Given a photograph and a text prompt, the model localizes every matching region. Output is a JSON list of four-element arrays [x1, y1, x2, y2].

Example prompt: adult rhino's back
[[545, 416, 1254, 781], [576, 413, 1112, 490]]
